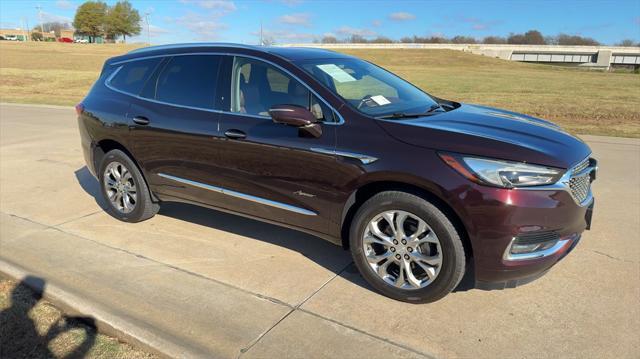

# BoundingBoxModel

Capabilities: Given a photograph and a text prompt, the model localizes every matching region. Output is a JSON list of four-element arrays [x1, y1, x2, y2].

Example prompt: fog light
[[510, 239, 558, 255], [504, 231, 564, 261]]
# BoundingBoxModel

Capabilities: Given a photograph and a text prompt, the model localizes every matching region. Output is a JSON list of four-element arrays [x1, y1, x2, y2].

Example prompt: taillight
[[75, 103, 84, 116]]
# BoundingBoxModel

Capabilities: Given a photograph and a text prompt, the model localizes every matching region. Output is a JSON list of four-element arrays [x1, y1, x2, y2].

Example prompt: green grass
[[0, 42, 638, 137]]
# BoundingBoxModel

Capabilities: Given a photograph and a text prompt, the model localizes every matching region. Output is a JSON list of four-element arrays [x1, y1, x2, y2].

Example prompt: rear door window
[[154, 55, 221, 109], [109, 58, 162, 95]]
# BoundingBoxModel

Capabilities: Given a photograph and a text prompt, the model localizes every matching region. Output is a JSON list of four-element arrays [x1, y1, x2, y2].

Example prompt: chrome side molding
[[310, 147, 378, 164], [157, 173, 317, 216]]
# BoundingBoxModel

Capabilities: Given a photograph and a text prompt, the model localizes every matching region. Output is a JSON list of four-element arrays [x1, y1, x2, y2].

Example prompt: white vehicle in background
[[74, 38, 89, 43], [5, 35, 19, 41]]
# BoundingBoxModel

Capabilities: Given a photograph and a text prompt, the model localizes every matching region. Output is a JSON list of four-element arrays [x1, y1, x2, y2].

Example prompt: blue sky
[[0, 0, 638, 45]]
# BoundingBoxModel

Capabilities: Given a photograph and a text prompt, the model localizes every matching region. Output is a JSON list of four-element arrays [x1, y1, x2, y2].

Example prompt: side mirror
[[268, 104, 322, 138]]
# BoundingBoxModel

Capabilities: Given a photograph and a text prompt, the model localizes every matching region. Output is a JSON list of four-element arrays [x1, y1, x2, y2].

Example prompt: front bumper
[[441, 165, 595, 288], [470, 188, 592, 286]]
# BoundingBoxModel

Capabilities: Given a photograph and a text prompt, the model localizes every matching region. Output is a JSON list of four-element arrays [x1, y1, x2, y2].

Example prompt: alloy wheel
[[363, 210, 442, 289], [103, 161, 137, 214]]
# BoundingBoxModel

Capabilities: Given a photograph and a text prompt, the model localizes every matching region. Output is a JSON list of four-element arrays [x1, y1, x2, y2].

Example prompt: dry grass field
[[0, 42, 638, 137]]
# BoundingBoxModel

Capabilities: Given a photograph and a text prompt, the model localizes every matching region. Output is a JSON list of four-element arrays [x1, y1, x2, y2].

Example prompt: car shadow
[[74, 166, 475, 299], [74, 166, 109, 210], [0, 275, 97, 358]]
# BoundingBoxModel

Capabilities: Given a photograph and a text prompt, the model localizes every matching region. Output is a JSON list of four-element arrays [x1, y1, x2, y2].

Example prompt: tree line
[[319, 30, 639, 47], [72, 0, 141, 43]]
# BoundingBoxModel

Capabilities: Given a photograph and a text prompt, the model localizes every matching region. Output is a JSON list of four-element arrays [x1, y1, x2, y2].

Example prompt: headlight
[[439, 153, 564, 188]]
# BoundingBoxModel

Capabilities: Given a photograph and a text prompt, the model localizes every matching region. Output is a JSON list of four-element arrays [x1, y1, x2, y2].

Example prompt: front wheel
[[98, 149, 159, 222], [350, 191, 466, 303]]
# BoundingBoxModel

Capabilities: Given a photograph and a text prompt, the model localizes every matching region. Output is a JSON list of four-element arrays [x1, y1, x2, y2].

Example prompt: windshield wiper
[[375, 104, 444, 120]]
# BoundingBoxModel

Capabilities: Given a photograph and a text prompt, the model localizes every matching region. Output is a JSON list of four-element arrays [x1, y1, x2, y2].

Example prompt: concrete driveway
[[1, 103, 638, 358]]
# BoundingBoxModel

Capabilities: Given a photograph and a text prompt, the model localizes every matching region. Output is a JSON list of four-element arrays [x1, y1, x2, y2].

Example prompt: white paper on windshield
[[316, 64, 356, 83], [370, 95, 391, 106]]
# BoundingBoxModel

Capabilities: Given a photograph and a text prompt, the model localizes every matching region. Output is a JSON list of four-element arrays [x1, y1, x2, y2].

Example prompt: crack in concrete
[[3, 211, 437, 358], [298, 308, 437, 359], [237, 261, 355, 358], [592, 250, 636, 263]]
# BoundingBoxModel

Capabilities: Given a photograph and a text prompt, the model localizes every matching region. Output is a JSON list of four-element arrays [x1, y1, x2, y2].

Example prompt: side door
[[125, 54, 228, 205], [215, 56, 344, 235]]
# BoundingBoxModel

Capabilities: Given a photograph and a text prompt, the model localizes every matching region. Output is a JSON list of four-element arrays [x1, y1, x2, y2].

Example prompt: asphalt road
[[1, 103, 638, 358]]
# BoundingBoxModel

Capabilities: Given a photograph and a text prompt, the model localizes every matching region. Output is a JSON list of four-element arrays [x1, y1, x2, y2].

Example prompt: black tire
[[98, 149, 159, 222], [349, 191, 466, 303]]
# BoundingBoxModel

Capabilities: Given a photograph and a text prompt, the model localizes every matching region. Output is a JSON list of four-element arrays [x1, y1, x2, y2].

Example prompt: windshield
[[296, 57, 440, 117]]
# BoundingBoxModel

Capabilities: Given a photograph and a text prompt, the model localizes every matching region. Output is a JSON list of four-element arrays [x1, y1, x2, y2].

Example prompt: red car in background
[[59, 37, 73, 43]]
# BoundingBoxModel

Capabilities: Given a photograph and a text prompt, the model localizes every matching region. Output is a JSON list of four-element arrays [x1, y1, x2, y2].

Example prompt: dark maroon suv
[[77, 44, 596, 302]]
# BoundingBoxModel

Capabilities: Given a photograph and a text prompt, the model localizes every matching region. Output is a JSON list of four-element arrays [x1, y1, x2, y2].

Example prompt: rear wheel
[[99, 149, 159, 222], [350, 191, 466, 303]]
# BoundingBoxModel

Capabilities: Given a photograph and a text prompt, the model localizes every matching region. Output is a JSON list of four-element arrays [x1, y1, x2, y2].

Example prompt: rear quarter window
[[108, 58, 162, 95]]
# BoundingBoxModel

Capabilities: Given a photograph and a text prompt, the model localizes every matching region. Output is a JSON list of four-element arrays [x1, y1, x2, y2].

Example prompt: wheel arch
[[340, 180, 473, 261], [94, 139, 158, 202]]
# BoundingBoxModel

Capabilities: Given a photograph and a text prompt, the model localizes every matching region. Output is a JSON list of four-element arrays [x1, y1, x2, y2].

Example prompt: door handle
[[133, 116, 150, 125], [224, 129, 246, 139]]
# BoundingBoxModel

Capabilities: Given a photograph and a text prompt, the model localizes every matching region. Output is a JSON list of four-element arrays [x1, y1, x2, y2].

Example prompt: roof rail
[[128, 42, 261, 54]]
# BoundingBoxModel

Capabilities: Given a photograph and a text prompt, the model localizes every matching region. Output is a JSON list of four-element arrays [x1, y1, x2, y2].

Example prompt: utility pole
[[35, 5, 44, 36], [144, 12, 151, 46], [20, 18, 26, 41], [260, 21, 263, 46]]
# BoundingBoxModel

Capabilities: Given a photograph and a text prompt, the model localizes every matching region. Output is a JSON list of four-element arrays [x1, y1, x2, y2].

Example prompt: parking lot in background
[[1, 103, 638, 358]]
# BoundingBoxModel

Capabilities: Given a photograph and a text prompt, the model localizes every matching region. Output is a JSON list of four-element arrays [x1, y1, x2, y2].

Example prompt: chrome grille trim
[[566, 157, 596, 205], [513, 156, 596, 207], [568, 174, 591, 204], [573, 158, 590, 174]]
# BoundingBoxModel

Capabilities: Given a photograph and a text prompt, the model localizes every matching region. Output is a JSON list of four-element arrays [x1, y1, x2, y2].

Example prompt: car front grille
[[568, 157, 593, 204], [569, 174, 591, 203], [573, 158, 590, 174], [514, 231, 560, 245]]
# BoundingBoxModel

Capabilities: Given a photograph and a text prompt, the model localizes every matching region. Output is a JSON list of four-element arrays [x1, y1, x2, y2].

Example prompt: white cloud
[[281, 0, 303, 5], [460, 17, 502, 31], [180, 0, 237, 12], [175, 12, 228, 40], [278, 13, 311, 27], [335, 26, 376, 38], [197, 0, 237, 11], [40, 12, 73, 25], [148, 24, 169, 36], [388, 12, 416, 21], [251, 28, 316, 43], [55, 0, 75, 10]]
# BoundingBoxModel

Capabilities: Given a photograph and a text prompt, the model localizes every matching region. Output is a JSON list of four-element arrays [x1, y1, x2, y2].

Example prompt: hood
[[377, 103, 591, 169]]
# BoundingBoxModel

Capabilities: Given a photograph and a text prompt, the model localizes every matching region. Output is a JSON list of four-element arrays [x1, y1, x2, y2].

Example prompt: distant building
[[0, 27, 104, 43], [0, 28, 28, 41], [60, 29, 74, 40]]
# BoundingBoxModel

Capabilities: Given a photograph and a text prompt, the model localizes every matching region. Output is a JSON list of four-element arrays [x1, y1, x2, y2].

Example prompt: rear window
[[154, 55, 221, 109], [109, 58, 162, 95]]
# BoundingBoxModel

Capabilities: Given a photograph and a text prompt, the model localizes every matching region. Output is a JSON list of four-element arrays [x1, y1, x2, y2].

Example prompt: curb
[[0, 102, 74, 110], [0, 258, 210, 359]]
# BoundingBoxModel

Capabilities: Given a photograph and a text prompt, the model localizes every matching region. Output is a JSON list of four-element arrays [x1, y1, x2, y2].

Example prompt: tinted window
[[155, 55, 221, 109], [109, 58, 162, 95], [232, 57, 309, 116]]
